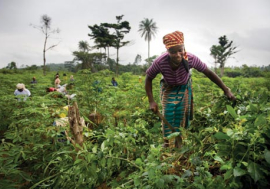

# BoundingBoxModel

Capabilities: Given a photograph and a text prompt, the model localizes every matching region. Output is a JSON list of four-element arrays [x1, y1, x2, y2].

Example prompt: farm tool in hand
[[156, 110, 182, 148]]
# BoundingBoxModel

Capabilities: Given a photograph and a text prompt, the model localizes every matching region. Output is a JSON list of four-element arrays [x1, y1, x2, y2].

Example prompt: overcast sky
[[0, 0, 270, 69]]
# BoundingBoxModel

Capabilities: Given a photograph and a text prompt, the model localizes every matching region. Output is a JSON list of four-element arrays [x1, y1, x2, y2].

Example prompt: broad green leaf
[[214, 155, 224, 163], [226, 105, 238, 119], [101, 141, 105, 151], [182, 170, 192, 178], [162, 175, 175, 182], [107, 158, 112, 168], [214, 132, 230, 140], [249, 103, 257, 112], [135, 158, 143, 166], [220, 161, 232, 170], [148, 169, 155, 179], [156, 178, 164, 188], [233, 167, 246, 177], [134, 177, 140, 186], [265, 149, 270, 164], [86, 153, 92, 162], [167, 132, 180, 139], [142, 171, 148, 176], [21, 151, 26, 160], [247, 161, 263, 182], [92, 146, 97, 153], [74, 159, 82, 165], [116, 159, 121, 167], [226, 129, 234, 137], [224, 169, 233, 180], [254, 114, 267, 127], [100, 158, 106, 167]]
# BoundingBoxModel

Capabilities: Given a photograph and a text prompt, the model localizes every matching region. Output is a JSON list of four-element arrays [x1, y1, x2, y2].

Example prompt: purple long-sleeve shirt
[[146, 52, 207, 85]]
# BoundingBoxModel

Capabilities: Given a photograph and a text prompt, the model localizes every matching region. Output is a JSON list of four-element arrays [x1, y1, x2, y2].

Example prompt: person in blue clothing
[[93, 80, 102, 92], [30, 77, 37, 84], [111, 77, 118, 86]]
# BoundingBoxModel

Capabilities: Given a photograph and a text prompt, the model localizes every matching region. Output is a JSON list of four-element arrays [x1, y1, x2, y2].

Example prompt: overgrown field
[[0, 69, 269, 189]]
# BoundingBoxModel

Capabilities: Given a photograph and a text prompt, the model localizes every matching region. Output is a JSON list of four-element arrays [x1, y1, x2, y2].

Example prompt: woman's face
[[168, 45, 185, 64]]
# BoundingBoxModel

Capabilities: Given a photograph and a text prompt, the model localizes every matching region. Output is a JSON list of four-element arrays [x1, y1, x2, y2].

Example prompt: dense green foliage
[[0, 69, 269, 188]]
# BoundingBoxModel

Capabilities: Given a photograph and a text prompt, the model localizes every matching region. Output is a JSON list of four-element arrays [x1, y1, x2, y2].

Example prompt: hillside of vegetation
[[0, 69, 269, 189]]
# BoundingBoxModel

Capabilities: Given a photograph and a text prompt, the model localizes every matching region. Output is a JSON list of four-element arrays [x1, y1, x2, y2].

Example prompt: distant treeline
[[1, 61, 270, 78]]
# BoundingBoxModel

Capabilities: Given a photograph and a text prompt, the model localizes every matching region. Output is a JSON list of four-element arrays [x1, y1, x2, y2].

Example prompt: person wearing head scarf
[[14, 83, 31, 101], [145, 31, 235, 148]]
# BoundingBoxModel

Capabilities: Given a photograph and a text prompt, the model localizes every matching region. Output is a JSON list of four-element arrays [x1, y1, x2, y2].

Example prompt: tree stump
[[67, 102, 84, 150], [88, 112, 102, 129]]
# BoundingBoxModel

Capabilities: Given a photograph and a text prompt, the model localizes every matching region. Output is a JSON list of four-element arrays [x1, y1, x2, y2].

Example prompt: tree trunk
[[116, 47, 119, 75], [107, 45, 110, 60], [214, 58, 217, 74], [148, 39, 150, 60], [67, 102, 84, 150], [220, 64, 225, 77], [43, 35, 48, 76], [220, 67, 224, 77]]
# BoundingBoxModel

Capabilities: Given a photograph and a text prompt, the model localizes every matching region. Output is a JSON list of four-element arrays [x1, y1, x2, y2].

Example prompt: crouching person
[[14, 83, 31, 101]]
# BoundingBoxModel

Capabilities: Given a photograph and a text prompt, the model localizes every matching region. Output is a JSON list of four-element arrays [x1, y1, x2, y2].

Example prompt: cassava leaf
[[255, 114, 267, 127], [226, 105, 238, 119], [214, 132, 230, 140], [265, 149, 270, 164], [214, 155, 224, 163], [247, 161, 263, 182], [233, 167, 246, 177]]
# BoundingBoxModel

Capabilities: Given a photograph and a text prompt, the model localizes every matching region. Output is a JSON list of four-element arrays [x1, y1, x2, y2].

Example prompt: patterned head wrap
[[163, 31, 185, 49], [163, 31, 188, 61]]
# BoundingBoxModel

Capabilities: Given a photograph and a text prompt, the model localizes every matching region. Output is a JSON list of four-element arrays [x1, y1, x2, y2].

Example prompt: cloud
[[1, 0, 270, 68], [230, 28, 270, 52]]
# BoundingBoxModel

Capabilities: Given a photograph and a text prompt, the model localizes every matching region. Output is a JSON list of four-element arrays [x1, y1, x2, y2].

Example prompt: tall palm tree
[[78, 41, 90, 52], [138, 18, 158, 60]]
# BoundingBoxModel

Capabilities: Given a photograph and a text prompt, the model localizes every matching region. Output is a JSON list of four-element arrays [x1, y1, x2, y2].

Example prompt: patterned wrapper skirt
[[160, 78, 193, 138]]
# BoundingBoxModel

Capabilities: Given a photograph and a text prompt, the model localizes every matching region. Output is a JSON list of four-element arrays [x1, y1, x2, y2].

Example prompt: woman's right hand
[[149, 101, 158, 113]]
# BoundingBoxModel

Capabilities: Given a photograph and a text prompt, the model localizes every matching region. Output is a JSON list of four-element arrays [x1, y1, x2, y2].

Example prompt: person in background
[[139, 76, 142, 83], [111, 77, 118, 86], [63, 73, 67, 83], [145, 30, 235, 147], [46, 85, 76, 99], [93, 80, 102, 92], [47, 84, 68, 95], [57, 84, 68, 95], [14, 83, 31, 101], [70, 75, 74, 82], [31, 77, 37, 84], [69, 75, 75, 89], [55, 75, 61, 88], [46, 87, 57, 92]]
